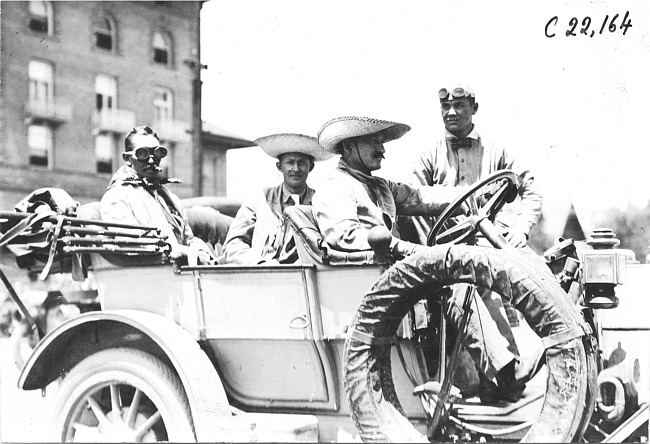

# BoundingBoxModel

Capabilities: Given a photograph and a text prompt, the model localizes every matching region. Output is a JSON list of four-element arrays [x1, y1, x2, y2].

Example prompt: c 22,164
[[545, 12, 632, 38]]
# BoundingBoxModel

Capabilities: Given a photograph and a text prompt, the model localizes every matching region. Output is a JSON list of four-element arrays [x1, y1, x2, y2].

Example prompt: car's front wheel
[[51, 347, 195, 442]]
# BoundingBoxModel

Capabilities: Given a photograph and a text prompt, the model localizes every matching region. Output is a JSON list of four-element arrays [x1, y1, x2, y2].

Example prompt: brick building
[[0, 1, 251, 208]]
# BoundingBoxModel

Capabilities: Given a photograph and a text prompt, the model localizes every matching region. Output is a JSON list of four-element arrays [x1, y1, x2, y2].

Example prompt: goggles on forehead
[[125, 146, 168, 160], [438, 86, 475, 100]]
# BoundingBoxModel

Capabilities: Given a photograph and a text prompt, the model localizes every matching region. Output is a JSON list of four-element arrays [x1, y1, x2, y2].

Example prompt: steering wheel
[[426, 170, 518, 247]]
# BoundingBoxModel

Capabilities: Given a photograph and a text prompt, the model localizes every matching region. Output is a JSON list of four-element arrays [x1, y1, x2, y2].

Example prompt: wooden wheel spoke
[[110, 384, 123, 422], [57, 349, 195, 442], [86, 395, 112, 430], [134, 411, 162, 441], [126, 388, 143, 428]]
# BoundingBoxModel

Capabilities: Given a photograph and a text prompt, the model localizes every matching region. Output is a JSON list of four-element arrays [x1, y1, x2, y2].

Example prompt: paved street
[[0, 337, 56, 443]]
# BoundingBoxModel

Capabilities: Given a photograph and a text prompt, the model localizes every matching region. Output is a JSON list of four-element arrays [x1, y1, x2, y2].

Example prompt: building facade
[[0, 1, 215, 208]]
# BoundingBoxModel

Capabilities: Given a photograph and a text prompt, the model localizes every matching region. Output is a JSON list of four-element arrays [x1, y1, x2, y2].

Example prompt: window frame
[[28, 58, 55, 106], [27, 123, 53, 168], [93, 13, 117, 53], [27, 0, 53, 36], [152, 30, 173, 67], [95, 73, 118, 111], [94, 133, 116, 175], [153, 86, 174, 122]]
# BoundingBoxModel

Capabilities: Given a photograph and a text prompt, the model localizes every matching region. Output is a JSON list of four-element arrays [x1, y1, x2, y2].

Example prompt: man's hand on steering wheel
[[427, 170, 519, 247], [504, 229, 528, 248]]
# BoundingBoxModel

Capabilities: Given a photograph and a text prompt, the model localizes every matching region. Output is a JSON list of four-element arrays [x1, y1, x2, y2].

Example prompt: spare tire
[[344, 244, 598, 443]]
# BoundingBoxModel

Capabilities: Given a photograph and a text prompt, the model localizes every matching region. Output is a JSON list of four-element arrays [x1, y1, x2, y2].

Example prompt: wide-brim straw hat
[[317, 116, 411, 153], [254, 133, 335, 162]]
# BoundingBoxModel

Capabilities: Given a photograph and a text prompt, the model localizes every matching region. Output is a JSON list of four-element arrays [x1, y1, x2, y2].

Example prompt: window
[[27, 124, 53, 167], [154, 87, 173, 122], [152, 31, 171, 65], [95, 74, 117, 111], [93, 16, 115, 51], [28, 59, 54, 105], [28, 1, 52, 35], [95, 134, 115, 174]]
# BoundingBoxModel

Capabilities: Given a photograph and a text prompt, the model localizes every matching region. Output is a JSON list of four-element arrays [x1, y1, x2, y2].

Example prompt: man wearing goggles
[[127, 145, 168, 161], [100, 125, 215, 266], [400, 82, 545, 404], [406, 82, 541, 249]]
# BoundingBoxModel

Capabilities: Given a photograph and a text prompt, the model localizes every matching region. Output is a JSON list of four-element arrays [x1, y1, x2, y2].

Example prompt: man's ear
[[309, 161, 315, 172], [276, 161, 282, 172], [472, 102, 479, 115], [122, 152, 131, 164]]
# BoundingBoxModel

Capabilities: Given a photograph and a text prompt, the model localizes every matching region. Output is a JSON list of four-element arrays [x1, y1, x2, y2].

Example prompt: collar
[[337, 159, 385, 187], [107, 165, 180, 190], [281, 184, 308, 205], [338, 158, 372, 179], [445, 125, 480, 141]]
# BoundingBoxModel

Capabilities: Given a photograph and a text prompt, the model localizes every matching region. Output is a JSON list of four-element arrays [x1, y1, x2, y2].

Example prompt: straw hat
[[254, 133, 334, 162], [317, 116, 411, 153]]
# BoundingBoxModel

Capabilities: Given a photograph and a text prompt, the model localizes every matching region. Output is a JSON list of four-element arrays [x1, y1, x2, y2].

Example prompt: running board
[[455, 391, 544, 417]]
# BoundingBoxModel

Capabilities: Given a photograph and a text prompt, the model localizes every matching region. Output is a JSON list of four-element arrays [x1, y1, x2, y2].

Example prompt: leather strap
[[542, 325, 590, 349], [0, 211, 55, 248], [40, 215, 66, 280], [348, 328, 394, 346]]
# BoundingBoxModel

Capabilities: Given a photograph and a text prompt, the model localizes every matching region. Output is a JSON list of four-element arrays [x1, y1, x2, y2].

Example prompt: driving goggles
[[438, 86, 475, 100], [125, 146, 168, 160]]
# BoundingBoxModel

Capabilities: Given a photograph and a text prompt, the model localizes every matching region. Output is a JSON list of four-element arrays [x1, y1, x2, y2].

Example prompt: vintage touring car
[[2, 172, 648, 442]]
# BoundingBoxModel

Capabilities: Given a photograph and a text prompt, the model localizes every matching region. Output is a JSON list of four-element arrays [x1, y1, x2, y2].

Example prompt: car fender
[[18, 309, 232, 441]]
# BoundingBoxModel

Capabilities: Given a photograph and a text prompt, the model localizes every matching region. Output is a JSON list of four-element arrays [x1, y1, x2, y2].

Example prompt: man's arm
[[312, 177, 377, 251], [100, 186, 142, 226], [410, 146, 437, 187], [100, 186, 178, 242], [223, 198, 266, 264], [501, 151, 543, 240], [389, 179, 463, 216], [99, 186, 199, 258]]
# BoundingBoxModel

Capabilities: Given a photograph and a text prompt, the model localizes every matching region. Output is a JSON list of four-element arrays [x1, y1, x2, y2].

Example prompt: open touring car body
[[2, 190, 648, 442]]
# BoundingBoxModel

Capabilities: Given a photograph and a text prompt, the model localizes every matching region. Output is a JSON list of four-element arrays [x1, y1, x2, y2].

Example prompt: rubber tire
[[344, 245, 598, 443], [50, 347, 196, 442]]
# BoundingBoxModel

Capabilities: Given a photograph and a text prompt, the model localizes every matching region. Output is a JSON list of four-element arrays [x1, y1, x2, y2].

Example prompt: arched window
[[94, 15, 116, 52], [152, 31, 172, 66], [28, 0, 53, 35]]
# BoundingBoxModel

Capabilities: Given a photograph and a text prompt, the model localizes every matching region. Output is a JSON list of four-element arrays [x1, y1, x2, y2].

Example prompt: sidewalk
[[0, 337, 56, 443]]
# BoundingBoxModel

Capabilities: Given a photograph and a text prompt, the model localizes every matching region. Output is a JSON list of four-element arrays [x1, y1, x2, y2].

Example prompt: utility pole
[[187, 1, 207, 197]]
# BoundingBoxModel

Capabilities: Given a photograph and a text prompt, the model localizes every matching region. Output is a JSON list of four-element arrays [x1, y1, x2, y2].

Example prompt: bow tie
[[449, 138, 474, 149]]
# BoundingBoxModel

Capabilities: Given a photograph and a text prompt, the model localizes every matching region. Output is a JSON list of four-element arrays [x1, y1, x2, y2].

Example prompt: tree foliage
[[599, 203, 650, 263]]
